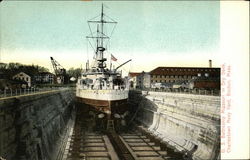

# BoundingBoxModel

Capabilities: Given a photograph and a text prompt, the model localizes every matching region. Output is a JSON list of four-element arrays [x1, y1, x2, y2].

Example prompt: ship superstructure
[[76, 4, 131, 119]]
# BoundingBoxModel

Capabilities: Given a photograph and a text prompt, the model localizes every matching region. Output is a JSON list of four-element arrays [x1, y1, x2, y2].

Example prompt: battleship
[[76, 4, 131, 120]]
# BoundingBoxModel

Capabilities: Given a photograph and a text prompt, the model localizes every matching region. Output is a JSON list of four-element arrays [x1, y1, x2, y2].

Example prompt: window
[[26, 77, 29, 81]]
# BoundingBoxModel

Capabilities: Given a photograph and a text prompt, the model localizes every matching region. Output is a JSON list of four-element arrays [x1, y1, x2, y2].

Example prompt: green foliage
[[0, 62, 49, 79], [67, 67, 82, 78]]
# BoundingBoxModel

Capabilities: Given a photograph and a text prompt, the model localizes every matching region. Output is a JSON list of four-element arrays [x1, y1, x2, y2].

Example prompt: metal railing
[[130, 88, 220, 96], [0, 87, 69, 99]]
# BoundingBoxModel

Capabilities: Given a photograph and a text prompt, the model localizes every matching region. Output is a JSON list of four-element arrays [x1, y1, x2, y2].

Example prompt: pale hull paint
[[76, 97, 128, 114], [76, 89, 129, 115], [76, 89, 129, 101]]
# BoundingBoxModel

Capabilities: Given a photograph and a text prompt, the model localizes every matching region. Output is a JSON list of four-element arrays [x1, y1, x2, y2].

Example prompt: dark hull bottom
[[76, 97, 128, 116], [75, 97, 130, 131]]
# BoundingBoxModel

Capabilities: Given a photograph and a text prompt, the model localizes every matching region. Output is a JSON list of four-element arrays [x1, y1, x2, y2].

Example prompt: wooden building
[[12, 72, 32, 87], [128, 72, 141, 89]]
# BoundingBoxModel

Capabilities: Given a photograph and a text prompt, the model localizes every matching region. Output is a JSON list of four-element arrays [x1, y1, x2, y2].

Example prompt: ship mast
[[101, 4, 104, 49], [86, 4, 117, 72]]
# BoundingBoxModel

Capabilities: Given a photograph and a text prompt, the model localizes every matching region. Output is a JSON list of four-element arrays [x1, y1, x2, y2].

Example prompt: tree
[[0, 63, 49, 79], [67, 68, 82, 79]]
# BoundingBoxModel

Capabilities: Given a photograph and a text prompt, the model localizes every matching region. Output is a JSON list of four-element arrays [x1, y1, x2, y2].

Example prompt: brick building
[[150, 67, 220, 84]]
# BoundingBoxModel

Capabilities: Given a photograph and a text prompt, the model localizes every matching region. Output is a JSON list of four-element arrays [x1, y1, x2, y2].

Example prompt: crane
[[50, 57, 67, 84]]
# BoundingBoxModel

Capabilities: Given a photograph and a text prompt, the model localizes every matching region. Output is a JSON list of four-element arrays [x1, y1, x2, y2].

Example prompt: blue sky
[[0, 1, 220, 72]]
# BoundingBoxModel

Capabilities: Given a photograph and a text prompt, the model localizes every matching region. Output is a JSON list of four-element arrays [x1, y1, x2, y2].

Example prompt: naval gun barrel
[[114, 59, 132, 72]]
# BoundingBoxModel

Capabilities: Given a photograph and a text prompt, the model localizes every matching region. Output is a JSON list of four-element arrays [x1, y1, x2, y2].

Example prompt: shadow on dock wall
[[129, 90, 220, 160], [0, 90, 75, 160]]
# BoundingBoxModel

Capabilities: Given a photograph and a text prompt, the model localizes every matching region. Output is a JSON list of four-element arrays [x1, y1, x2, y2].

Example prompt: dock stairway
[[107, 120, 115, 131]]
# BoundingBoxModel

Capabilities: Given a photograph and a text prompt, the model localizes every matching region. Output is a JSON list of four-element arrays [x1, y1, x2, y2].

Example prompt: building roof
[[128, 72, 141, 77], [13, 72, 31, 77], [150, 67, 220, 76]]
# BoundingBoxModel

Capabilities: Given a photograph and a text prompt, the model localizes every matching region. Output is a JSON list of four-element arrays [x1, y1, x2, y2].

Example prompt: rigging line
[[88, 23, 96, 48], [110, 23, 117, 38], [86, 38, 89, 62], [104, 14, 117, 23], [99, 32, 109, 38], [104, 24, 108, 46], [106, 39, 111, 66], [88, 14, 101, 21], [87, 38, 95, 53], [106, 23, 117, 48], [103, 4, 110, 9]]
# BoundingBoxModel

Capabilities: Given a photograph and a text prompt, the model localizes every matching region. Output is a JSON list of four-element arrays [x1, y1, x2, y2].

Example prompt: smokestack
[[209, 60, 212, 68]]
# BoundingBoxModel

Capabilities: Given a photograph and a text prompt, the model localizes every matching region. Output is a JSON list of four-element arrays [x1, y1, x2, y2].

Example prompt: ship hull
[[76, 96, 128, 116], [76, 88, 129, 116]]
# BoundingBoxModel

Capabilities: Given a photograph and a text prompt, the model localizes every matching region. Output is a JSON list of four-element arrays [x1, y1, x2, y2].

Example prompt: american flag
[[111, 54, 117, 61]]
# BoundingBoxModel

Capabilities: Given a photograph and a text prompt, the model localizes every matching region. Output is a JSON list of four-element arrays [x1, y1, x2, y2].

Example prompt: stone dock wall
[[0, 89, 75, 160], [129, 90, 220, 160]]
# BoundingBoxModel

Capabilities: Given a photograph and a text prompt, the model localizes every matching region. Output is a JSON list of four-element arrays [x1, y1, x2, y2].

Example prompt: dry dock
[[0, 89, 220, 160]]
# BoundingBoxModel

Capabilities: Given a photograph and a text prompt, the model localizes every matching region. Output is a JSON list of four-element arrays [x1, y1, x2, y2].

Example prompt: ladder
[[107, 120, 115, 131]]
